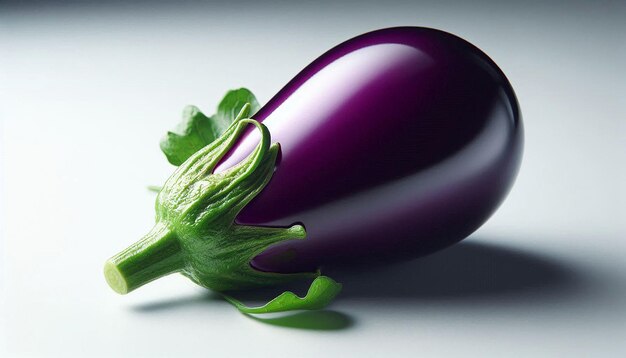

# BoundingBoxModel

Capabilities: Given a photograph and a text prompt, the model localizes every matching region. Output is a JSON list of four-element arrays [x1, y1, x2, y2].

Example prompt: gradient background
[[1, 1, 625, 357]]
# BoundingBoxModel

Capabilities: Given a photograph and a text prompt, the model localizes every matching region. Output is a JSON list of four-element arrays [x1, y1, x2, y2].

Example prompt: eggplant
[[214, 27, 523, 274], [104, 27, 522, 312]]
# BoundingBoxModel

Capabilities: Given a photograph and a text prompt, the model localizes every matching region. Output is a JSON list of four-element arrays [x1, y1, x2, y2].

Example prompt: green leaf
[[223, 276, 343, 314], [160, 88, 261, 166], [215, 88, 260, 134]]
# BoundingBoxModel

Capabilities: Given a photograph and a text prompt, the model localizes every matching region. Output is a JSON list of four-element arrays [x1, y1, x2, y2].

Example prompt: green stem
[[104, 223, 184, 294]]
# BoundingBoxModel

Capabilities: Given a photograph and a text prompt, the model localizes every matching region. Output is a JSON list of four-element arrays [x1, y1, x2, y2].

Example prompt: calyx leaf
[[160, 88, 261, 165]]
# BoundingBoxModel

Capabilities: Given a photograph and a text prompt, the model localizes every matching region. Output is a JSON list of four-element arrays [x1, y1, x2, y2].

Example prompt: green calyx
[[106, 89, 342, 314], [104, 106, 316, 295]]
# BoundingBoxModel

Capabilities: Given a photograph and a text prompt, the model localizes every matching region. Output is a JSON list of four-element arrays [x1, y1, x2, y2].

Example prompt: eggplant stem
[[104, 223, 184, 294]]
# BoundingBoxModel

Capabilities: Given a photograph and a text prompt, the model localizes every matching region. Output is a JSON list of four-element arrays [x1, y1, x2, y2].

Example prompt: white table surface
[[1, 1, 625, 357]]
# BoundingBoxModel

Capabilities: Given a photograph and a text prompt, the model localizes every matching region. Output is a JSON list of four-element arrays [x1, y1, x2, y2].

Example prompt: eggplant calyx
[[105, 116, 317, 295]]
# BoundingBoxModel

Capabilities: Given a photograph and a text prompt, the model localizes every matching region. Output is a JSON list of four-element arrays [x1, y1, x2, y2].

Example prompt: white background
[[1, 1, 625, 357]]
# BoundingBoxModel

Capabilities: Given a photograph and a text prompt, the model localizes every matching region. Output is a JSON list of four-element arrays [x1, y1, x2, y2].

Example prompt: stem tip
[[104, 260, 128, 295]]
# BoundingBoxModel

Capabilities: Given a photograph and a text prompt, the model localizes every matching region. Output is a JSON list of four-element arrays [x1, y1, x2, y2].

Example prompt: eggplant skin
[[215, 27, 523, 273]]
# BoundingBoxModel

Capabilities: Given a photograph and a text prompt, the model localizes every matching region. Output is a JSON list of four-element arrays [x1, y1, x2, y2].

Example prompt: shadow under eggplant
[[327, 239, 582, 302], [132, 238, 582, 330]]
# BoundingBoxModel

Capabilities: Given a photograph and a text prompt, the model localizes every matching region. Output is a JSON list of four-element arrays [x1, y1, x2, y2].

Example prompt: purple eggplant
[[105, 27, 522, 312], [214, 26, 523, 274]]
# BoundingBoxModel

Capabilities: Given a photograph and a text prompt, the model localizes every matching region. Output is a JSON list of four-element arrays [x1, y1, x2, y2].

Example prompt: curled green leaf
[[223, 276, 343, 314]]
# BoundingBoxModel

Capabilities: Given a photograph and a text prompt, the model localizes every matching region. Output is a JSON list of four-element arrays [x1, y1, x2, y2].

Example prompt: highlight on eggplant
[[104, 27, 523, 314]]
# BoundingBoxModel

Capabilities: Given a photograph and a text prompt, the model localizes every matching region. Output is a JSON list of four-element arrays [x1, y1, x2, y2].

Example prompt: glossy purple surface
[[215, 27, 523, 273]]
